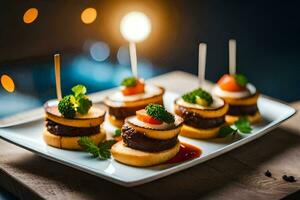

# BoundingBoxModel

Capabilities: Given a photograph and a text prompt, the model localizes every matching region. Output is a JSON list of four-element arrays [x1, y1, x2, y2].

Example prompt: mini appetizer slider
[[174, 88, 229, 139], [44, 85, 106, 150], [111, 104, 184, 167], [104, 77, 165, 127], [212, 74, 261, 124]]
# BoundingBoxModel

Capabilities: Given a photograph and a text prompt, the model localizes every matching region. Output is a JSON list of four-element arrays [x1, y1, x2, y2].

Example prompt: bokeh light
[[117, 45, 130, 65], [1, 74, 15, 93], [23, 8, 38, 24], [120, 11, 151, 42], [81, 8, 97, 24], [90, 42, 110, 62], [71, 56, 114, 84]]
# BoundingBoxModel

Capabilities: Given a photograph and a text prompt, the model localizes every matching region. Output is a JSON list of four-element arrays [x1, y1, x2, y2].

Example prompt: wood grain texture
[[0, 71, 299, 200]]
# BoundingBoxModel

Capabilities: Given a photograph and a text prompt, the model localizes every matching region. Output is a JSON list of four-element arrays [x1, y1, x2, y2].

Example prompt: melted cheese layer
[[212, 83, 256, 99], [109, 85, 163, 102], [127, 115, 182, 130], [175, 96, 224, 110]]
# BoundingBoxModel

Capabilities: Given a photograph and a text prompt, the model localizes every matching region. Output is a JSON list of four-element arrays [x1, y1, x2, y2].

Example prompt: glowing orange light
[[1, 74, 15, 93], [81, 8, 97, 24], [23, 8, 38, 24]]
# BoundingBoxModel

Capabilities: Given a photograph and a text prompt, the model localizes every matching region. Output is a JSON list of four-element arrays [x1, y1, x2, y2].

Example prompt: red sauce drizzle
[[166, 142, 201, 164]]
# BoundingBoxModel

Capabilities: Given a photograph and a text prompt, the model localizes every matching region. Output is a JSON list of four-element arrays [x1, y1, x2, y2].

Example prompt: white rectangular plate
[[0, 91, 296, 187]]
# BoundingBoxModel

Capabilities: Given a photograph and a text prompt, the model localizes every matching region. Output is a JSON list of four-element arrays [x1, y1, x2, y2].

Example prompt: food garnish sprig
[[58, 85, 92, 118], [218, 117, 252, 138], [136, 104, 175, 125], [217, 73, 248, 92], [121, 76, 145, 96], [182, 88, 213, 107], [78, 137, 116, 160]]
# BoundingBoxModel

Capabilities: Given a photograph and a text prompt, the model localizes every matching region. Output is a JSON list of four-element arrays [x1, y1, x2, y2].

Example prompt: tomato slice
[[217, 74, 245, 92], [136, 109, 163, 125], [121, 80, 145, 96]]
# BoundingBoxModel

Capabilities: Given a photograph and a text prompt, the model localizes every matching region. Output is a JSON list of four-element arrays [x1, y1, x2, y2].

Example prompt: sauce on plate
[[166, 142, 201, 164]]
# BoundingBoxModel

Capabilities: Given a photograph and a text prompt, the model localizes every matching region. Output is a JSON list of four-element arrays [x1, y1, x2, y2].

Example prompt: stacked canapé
[[104, 77, 165, 127], [212, 74, 261, 124], [112, 104, 184, 166], [174, 88, 229, 139], [44, 85, 106, 150]]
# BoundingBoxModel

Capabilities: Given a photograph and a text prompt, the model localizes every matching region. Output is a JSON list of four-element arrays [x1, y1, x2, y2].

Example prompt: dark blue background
[[1, 0, 300, 117]]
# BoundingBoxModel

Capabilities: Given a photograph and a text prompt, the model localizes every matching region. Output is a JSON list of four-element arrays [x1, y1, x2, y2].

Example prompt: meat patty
[[108, 100, 163, 120], [175, 106, 225, 129], [46, 119, 100, 137], [122, 124, 178, 152], [228, 104, 258, 116]]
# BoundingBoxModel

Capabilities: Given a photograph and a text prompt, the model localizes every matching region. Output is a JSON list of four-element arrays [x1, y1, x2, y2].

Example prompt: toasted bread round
[[45, 105, 105, 128], [43, 129, 106, 150], [108, 114, 124, 128], [223, 92, 259, 106], [225, 111, 262, 125], [174, 101, 229, 118], [180, 124, 221, 139], [111, 140, 180, 167]]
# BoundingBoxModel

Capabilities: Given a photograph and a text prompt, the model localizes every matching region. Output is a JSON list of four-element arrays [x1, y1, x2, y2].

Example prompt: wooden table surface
[[0, 71, 299, 200]]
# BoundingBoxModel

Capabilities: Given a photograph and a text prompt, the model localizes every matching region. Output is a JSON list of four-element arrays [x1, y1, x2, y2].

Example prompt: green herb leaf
[[58, 95, 76, 118], [98, 140, 117, 160], [72, 85, 87, 97], [78, 137, 100, 157], [218, 117, 252, 137], [76, 97, 92, 115], [182, 88, 213, 106], [145, 104, 175, 124], [121, 77, 137, 87], [113, 129, 121, 137], [78, 138, 116, 160], [234, 117, 252, 133], [218, 125, 237, 138], [234, 74, 248, 87]]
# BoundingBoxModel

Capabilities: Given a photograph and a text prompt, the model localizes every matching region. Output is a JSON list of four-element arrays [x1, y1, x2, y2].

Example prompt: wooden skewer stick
[[198, 43, 207, 87], [54, 54, 62, 100], [129, 42, 138, 78], [229, 39, 236, 75]]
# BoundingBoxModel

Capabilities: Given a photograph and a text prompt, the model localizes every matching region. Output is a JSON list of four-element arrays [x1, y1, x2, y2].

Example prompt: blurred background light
[[89, 42, 110, 62], [1, 74, 15, 93], [81, 8, 97, 24], [70, 55, 114, 84], [120, 11, 151, 42], [117, 45, 130, 65], [23, 8, 38, 24]]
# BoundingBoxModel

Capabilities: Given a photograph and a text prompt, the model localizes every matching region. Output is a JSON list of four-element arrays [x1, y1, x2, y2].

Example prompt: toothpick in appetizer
[[212, 39, 261, 124]]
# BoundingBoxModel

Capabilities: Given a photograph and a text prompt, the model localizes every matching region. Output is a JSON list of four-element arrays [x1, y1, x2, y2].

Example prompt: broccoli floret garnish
[[121, 77, 137, 87], [57, 85, 92, 118], [182, 88, 213, 106], [58, 95, 76, 118], [145, 104, 175, 124], [234, 74, 248, 87]]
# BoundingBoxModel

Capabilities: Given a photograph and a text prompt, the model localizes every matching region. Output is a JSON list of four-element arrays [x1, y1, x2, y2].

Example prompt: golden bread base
[[108, 115, 124, 128], [225, 111, 262, 125], [180, 124, 221, 139], [43, 129, 106, 150], [223, 92, 259, 106], [111, 141, 180, 167], [174, 102, 229, 118]]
